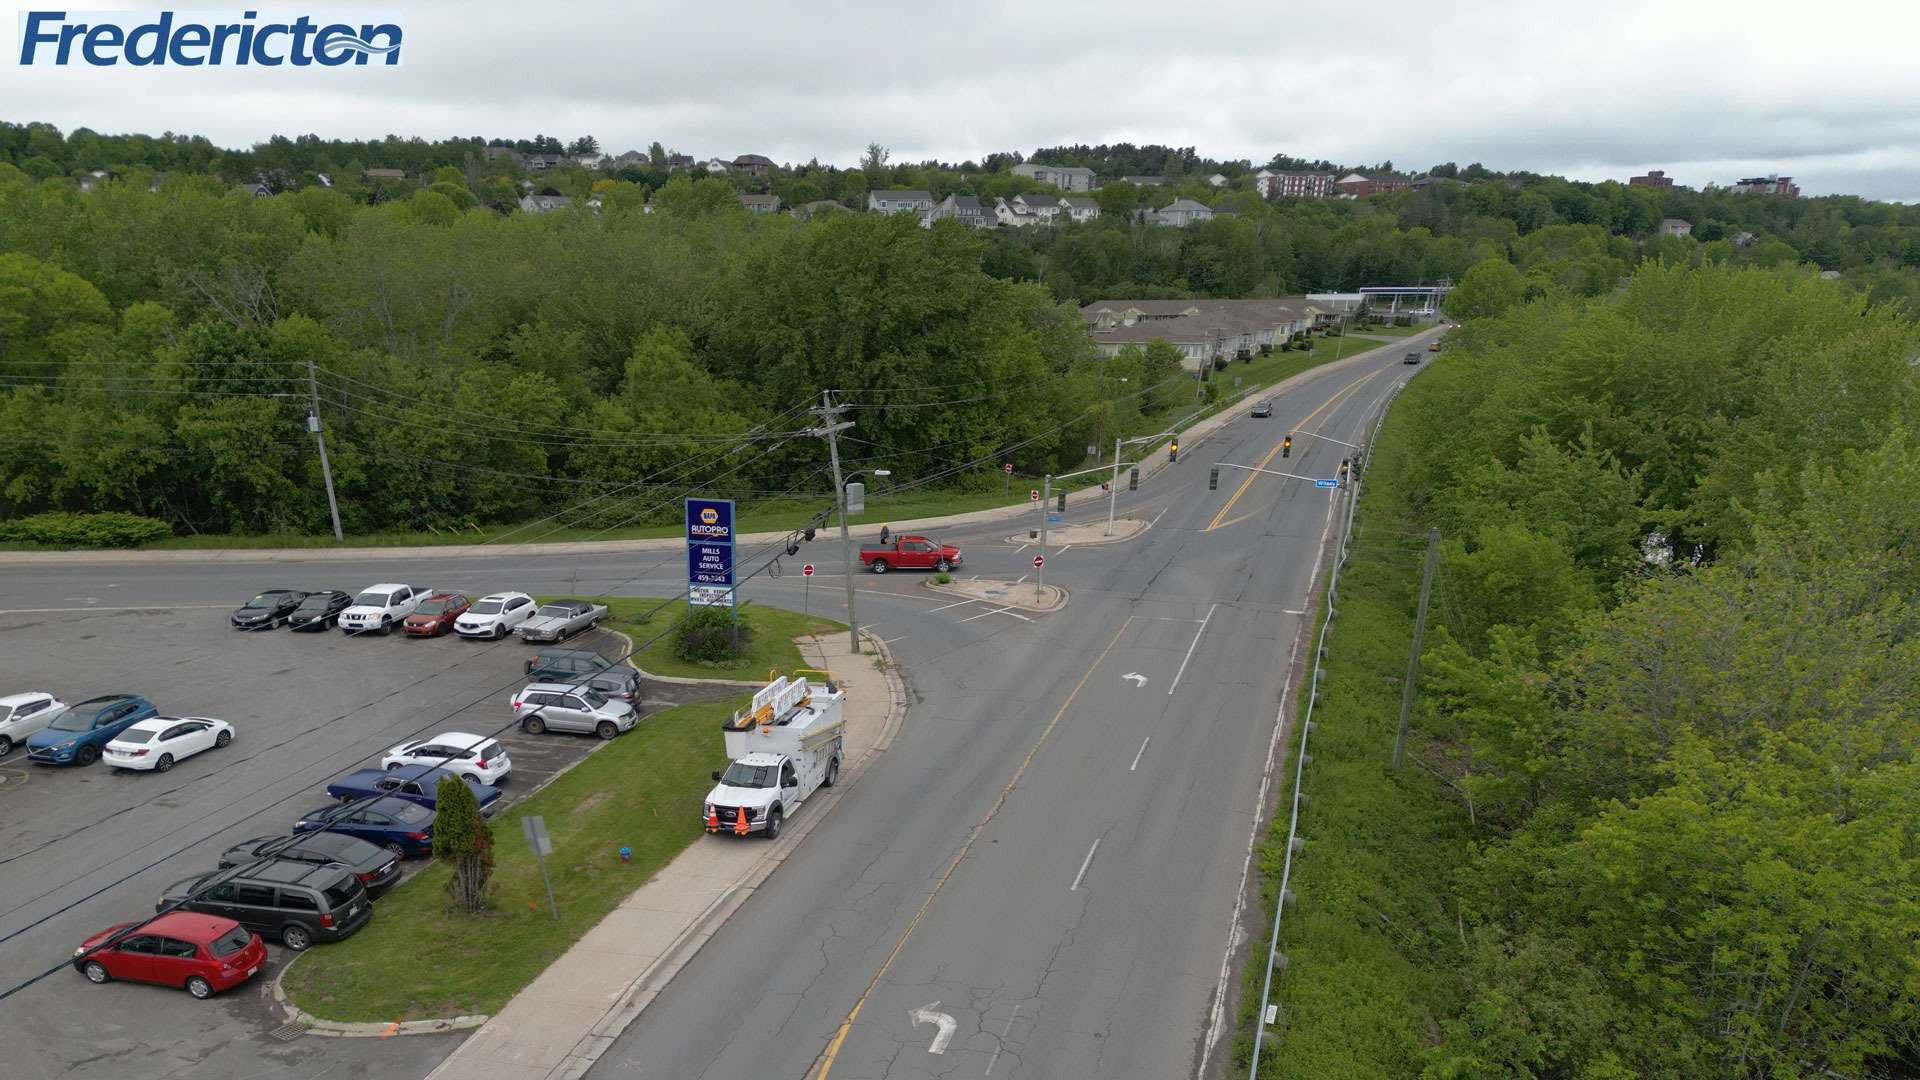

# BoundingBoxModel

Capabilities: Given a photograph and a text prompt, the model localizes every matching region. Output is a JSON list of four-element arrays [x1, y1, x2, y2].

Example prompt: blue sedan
[[294, 796, 438, 858], [324, 764, 502, 814], [25, 694, 158, 766]]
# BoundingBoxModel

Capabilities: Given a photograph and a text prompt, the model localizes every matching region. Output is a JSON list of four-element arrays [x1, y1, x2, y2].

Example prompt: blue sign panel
[[1313, 479, 1340, 489], [686, 499, 736, 606]]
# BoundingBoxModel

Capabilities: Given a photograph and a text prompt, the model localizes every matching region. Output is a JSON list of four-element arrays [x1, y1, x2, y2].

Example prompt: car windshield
[[49, 709, 99, 732], [114, 728, 155, 744], [389, 801, 433, 826], [211, 926, 252, 956], [721, 762, 778, 788], [469, 599, 503, 615], [579, 690, 610, 709], [247, 593, 285, 607], [354, 591, 391, 607], [0, 705, 12, 722], [415, 599, 450, 615], [295, 595, 333, 610], [535, 605, 571, 619]]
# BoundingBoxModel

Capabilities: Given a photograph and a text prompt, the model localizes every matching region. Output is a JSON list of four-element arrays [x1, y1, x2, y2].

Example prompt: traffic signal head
[[1208, 467, 1219, 491], [1128, 467, 1139, 491], [1168, 440, 1179, 463], [785, 539, 801, 557], [1282, 435, 1293, 458], [1056, 492, 1066, 513], [803, 527, 816, 542]]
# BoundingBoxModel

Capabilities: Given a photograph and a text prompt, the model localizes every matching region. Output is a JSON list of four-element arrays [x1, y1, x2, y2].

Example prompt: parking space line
[[1054, 545, 1073, 558]]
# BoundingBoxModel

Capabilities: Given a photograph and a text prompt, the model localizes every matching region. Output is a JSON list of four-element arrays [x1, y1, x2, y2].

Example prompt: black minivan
[[159, 859, 372, 951]]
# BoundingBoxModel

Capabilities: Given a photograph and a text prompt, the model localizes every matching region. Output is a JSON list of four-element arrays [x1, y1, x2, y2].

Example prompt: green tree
[[432, 775, 495, 914], [1443, 257, 1526, 320]]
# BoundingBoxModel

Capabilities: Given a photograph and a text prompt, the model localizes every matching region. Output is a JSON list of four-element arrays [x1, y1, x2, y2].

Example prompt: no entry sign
[[1032, 554, 1045, 568], [802, 564, 815, 577]]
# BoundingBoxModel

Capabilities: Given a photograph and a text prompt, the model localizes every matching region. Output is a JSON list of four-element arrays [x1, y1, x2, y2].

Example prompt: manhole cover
[[269, 1022, 307, 1042]]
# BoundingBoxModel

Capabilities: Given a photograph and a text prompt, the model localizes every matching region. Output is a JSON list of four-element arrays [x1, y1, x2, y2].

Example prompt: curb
[[923, 579, 1069, 614]]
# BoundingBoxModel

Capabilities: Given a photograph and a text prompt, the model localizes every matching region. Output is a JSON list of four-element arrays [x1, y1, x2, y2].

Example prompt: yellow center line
[[809, 616, 1136, 1080], [1204, 366, 1391, 532]]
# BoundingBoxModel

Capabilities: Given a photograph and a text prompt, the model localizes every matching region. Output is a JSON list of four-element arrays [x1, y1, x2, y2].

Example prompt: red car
[[859, 535, 962, 574], [73, 912, 266, 999], [403, 592, 471, 637]]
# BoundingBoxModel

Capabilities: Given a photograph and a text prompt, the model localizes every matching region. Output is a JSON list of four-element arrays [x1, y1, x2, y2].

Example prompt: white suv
[[381, 731, 512, 785], [338, 584, 428, 636], [0, 692, 68, 758], [455, 592, 536, 640]]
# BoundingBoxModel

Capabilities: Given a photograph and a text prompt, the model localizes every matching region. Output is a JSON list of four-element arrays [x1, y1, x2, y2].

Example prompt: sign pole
[[521, 816, 558, 921], [1037, 474, 1050, 601], [1107, 435, 1121, 537]]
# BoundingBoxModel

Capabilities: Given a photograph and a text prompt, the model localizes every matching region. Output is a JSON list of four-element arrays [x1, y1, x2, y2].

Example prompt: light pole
[[1107, 429, 1174, 536]]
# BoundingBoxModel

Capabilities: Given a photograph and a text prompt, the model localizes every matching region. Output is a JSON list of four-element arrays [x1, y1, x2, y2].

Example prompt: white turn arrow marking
[[909, 1001, 958, 1055], [1122, 672, 1148, 687]]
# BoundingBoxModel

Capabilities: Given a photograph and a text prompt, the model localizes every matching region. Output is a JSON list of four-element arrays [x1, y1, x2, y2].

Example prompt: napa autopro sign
[[686, 498, 736, 609], [16, 11, 403, 66]]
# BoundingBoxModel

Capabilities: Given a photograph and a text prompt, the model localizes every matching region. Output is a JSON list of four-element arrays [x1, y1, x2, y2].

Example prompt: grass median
[[555, 596, 845, 682], [281, 694, 747, 1023]]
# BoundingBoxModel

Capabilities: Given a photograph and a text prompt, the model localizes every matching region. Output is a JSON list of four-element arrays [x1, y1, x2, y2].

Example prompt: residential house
[[1080, 298, 1312, 369], [794, 199, 847, 220], [571, 152, 607, 168], [1731, 231, 1757, 247], [1628, 169, 1673, 189], [1207, 173, 1229, 187], [1060, 195, 1100, 223], [994, 197, 1041, 228], [1151, 198, 1214, 227], [483, 146, 525, 165], [739, 193, 783, 214], [519, 192, 571, 213], [238, 180, 273, 198], [868, 189, 934, 215], [526, 155, 566, 171], [1334, 172, 1410, 197], [927, 193, 996, 228], [613, 150, 648, 166], [667, 153, 695, 171], [732, 154, 774, 178], [1121, 175, 1167, 187], [1733, 175, 1800, 196], [1012, 162, 1097, 192], [701, 157, 732, 173], [362, 167, 407, 181], [1658, 218, 1692, 238], [77, 169, 110, 193], [1256, 170, 1334, 198], [1012, 193, 1063, 223]]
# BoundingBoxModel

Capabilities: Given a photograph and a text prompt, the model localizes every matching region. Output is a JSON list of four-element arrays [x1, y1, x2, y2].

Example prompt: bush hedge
[[672, 604, 753, 664], [0, 511, 172, 548]]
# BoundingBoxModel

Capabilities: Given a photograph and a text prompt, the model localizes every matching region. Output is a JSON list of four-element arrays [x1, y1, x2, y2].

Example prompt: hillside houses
[[1082, 299, 1332, 369]]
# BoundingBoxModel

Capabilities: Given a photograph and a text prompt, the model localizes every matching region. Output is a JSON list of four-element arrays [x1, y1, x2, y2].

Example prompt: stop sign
[[1033, 554, 1045, 568], [802, 564, 815, 577]]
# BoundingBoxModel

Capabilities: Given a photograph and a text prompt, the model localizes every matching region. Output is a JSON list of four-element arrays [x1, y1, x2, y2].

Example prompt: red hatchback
[[403, 592, 471, 637], [73, 912, 266, 998]]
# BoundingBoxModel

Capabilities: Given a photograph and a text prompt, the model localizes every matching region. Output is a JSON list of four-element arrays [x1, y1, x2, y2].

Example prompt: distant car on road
[[293, 796, 437, 859], [0, 691, 68, 758], [230, 589, 308, 630], [524, 648, 640, 701], [403, 592, 471, 638], [380, 731, 512, 786], [1428, 340, 1441, 352], [325, 764, 503, 814], [25, 694, 159, 766], [218, 832, 401, 898], [287, 590, 353, 631], [512, 683, 638, 740], [103, 716, 232, 772], [73, 912, 265, 999], [1251, 400, 1273, 418], [338, 583, 428, 636], [1403, 351, 1422, 365], [516, 598, 608, 643], [455, 591, 536, 640]]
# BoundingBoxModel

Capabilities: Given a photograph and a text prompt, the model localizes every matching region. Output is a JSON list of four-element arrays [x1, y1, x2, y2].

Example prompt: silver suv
[[510, 683, 638, 740]]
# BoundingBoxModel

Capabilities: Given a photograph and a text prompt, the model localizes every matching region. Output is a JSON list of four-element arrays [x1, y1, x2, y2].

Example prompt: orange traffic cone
[[734, 807, 750, 836], [706, 807, 719, 833]]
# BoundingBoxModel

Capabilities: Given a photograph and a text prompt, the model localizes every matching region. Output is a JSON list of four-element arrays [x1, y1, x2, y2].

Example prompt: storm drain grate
[[269, 1022, 308, 1042]]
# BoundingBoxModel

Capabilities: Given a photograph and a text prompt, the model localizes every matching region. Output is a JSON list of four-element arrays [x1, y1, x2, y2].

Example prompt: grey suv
[[524, 648, 641, 700], [158, 859, 371, 951], [511, 683, 639, 739]]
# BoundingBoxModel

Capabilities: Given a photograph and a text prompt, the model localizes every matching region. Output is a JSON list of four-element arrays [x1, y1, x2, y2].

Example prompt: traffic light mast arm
[[1288, 429, 1362, 450], [1213, 461, 1327, 483]]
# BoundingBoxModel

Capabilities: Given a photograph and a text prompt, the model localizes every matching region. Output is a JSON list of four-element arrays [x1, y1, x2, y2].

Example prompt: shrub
[[934, 571, 952, 584], [433, 776, 495, 914], [673, 604, 751, 664], [0, 511, 172, 548], [1259, 343, 1274, 356]]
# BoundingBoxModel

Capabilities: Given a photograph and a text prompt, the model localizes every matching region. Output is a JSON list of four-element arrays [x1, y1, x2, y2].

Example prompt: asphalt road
[[0, 343, 1422, 1079]]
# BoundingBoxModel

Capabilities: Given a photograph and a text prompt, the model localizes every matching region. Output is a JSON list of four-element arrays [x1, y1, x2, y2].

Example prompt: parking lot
[[0, 599, 730, 1080]]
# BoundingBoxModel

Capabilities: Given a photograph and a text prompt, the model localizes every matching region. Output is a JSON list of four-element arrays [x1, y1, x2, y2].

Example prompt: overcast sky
[[6, 0, 1920, 201]]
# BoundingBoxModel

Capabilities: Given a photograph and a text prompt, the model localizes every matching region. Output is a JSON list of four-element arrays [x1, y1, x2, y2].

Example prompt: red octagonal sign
[[1033, 555, 1045, 568], [802, 564, 815, 577]]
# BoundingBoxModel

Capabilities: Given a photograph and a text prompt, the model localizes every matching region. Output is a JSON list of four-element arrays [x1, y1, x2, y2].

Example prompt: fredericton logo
[[17, 11, 403, 66]]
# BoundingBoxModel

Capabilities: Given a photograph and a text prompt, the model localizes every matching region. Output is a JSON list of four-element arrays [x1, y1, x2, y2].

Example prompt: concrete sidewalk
[[418, 633, 905, 1080], [0, 329, 1438, 567]]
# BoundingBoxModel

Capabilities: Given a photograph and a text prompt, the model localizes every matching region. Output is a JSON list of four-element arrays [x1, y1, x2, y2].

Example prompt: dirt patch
[[572, 791, 611, 815]]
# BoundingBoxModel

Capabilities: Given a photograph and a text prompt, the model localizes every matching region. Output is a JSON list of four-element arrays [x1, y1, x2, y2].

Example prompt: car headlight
[[73, 946, 86, 957]]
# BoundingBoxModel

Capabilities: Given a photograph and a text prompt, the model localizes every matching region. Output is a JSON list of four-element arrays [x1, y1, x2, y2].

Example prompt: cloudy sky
[[7, 0, 1920, 201]]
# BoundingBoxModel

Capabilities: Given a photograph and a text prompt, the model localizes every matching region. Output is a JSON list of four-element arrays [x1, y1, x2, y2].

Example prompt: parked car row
[[4, 692, 237, 773], [232, 587, 609, 644]]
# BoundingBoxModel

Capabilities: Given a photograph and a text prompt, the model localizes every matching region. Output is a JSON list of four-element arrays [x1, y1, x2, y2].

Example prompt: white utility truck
[[703, 671, 845, 840]]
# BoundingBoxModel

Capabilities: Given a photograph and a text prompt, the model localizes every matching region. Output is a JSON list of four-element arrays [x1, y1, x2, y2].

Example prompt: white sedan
[[379, 731, 512, 785], [103, 716, 233, 772]]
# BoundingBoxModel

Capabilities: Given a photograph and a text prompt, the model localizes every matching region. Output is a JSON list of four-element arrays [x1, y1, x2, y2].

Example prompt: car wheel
[[379, 617, 392, 636], [823, 757, 840, 788], [935, 558, 952, 572], [83, 960, 110, 984], [596, 721, 618, 741], [764, 807, 783, 840], [154, 753, 174, 773], [185, 975, 213, 999], [522, 717, 546, 735], [870, 559, 890, 574], [215, 730, 231, 749], [495, 625, 507, 640], [281, 925, 313, 951], [75, 744, 100, 767], [0, 735, 12, 758], [386, 761, 404, 770], [385, 842, 408, 858]]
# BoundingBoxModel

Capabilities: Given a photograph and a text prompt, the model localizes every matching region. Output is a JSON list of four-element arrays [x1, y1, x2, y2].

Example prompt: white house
[[1059, 195, 1100, 223], [1151, 198, 1215, 227], [1011, 162, 1097, 192], [868, 189, 934, 216], [1659, 218, 1693, 238], [1207, 173, 1229, 187], [519, 192, 571, 213]]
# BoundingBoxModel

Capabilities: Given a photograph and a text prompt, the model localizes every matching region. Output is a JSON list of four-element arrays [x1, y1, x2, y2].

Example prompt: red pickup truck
[[859, 536, 962, 574]]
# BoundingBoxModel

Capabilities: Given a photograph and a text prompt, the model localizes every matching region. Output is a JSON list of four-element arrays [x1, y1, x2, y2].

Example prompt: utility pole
[[813, 390, 861, 654], [305, 358, 343, 541], [1037, 473, 1050, 601], [1393, 528, 1440, 773], [1107, 435, 1122, 536]]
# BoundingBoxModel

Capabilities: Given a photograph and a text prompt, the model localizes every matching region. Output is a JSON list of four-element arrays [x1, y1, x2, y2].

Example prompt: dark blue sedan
[[293, 796, 438, 858], [25, 694, 158, 766], [324, 764, 502, 814]]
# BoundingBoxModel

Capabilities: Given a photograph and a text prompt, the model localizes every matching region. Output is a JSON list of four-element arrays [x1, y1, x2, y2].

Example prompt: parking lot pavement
[[0, 607, 715, 1080]]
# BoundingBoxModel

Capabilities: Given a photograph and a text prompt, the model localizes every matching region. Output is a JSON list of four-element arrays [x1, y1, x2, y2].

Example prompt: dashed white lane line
[[1167, 602, 1219, 696], [1130, 736, 1151, 772], [1069, 838, 1102, 891], [1150, 506, 1170, 529], [1054, 545, 1073, 558], [984, 1004, 1021, 1076]]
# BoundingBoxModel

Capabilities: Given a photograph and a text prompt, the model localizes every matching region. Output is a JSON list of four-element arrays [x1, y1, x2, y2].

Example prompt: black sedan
[[288, 590, 353, 631], [1251, 400, 1274, 418], [218, 832, 401, 898], [230, 590, 309, 630]]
